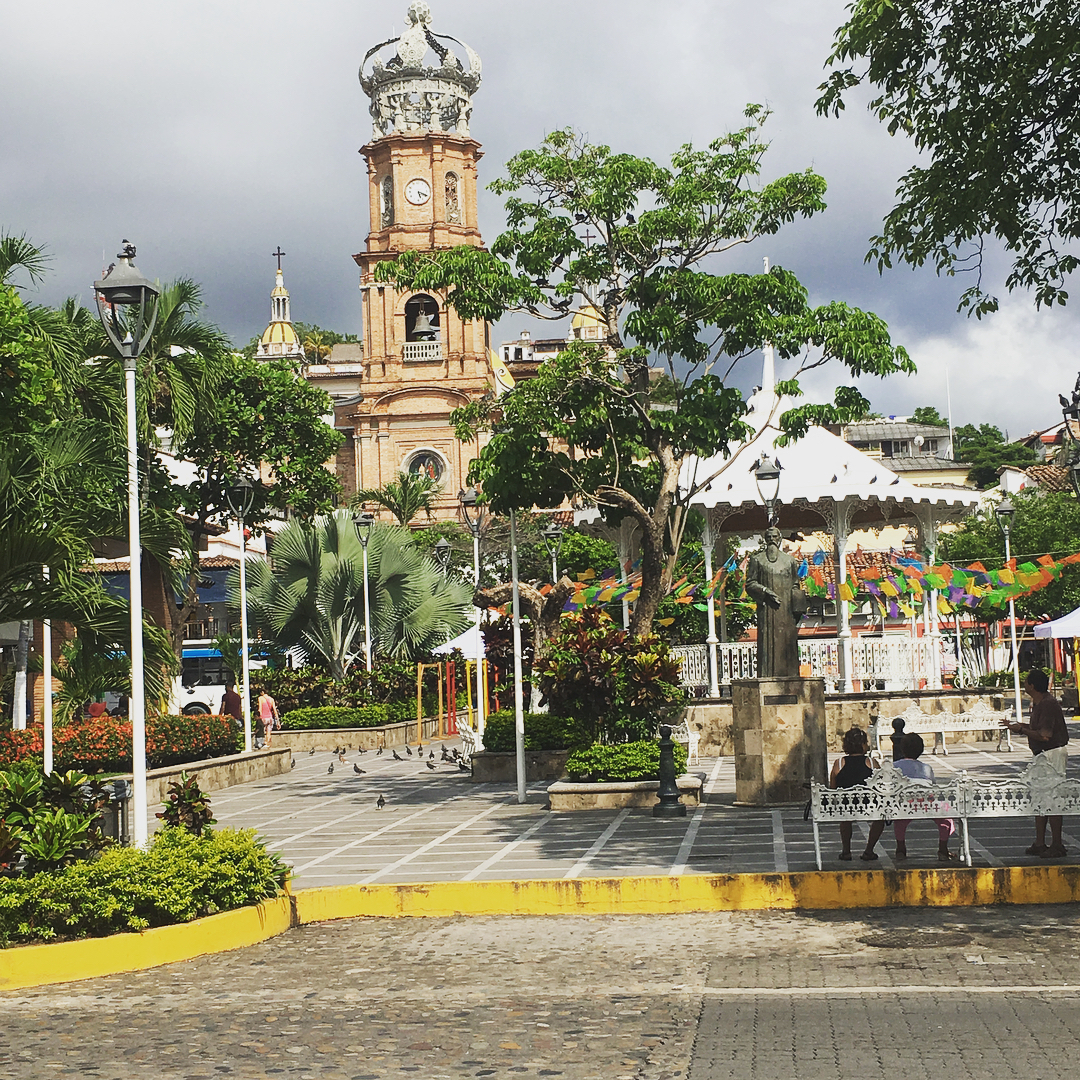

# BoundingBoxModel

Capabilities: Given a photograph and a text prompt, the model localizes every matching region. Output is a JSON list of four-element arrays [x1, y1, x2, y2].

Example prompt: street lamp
[[353, 510, 375, 671], [508, 507, 526, 804], [225, 476, 257, 753], [458, 487, 487, 740], [753, 455, 782, 527], [540, 521, 564, 583], [995, 496, 1024, 730], [93, 241, 160, 849], [1059, 377, 1080, 499], [433, 537, 452, 575]]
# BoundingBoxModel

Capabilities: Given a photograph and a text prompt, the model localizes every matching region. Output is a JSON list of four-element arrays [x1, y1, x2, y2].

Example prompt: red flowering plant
[[0, 729, 44, 768]]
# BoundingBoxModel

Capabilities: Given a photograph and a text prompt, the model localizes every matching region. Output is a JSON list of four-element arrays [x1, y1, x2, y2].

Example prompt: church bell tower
[[344, 2, 493, 516]]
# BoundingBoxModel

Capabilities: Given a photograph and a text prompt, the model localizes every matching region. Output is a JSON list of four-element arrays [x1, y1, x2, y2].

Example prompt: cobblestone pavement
[[197, 741, 1080, 888], [6, 905, 1080, 1079]]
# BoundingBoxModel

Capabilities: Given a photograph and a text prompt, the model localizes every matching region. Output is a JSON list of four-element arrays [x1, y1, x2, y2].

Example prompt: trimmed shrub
[[481, 710, 588, 753], [565, 739, 688, 783], [0, 715, 237, 773], [386, 700, 417, 725], [0, 826, 288, 947], [279, 705, 390, 730], [0, 728, 43, 768]]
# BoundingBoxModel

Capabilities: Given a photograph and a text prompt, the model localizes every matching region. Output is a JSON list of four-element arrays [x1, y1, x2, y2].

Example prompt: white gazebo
[[682, 389, 982, 695]]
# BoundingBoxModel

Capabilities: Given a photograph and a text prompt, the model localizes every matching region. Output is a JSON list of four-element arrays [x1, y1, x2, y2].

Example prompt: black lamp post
[[1059, 376, 1080, 499], [92, 241, 160, 849], [540, 521, 564, 582], [753, 455, 782, 528], [353, 510, 375, 671], [995, 496, 1024, 728], [458, 487, 487, 739], [433, 536, 452, 575], [225, 476, 257, 752]]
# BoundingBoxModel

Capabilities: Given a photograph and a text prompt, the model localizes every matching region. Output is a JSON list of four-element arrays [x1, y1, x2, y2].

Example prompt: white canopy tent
[[1034, 609, 1080, 639], [681, 390, 982, 694]]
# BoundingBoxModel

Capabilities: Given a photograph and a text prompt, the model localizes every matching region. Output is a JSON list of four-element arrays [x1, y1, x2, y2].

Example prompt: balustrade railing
[[402, 341, 443, 362], [672, 636, 935, 694]]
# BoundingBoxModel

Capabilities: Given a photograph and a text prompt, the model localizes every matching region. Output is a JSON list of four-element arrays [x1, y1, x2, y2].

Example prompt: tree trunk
[[12, 619, 30, 730]]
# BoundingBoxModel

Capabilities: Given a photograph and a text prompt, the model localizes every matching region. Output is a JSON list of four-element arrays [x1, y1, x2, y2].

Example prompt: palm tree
[[353, 470, 441, 526], [241, 510, 472, 677]]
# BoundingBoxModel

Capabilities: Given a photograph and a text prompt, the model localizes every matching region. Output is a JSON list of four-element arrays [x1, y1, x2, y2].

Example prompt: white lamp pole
[[458, 488, 487, 739], [996, 498, 1024, 726], [94, 242, 159, 848], [43, 570, 53, 775], [701, 514, 720, 698], [226, 477, 256, 754], [509, 508, 526, 804], [354, 511, 375, 671]]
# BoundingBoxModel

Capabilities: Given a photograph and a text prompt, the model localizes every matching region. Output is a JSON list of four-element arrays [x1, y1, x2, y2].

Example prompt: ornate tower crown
[[360, 3, 481, 139]]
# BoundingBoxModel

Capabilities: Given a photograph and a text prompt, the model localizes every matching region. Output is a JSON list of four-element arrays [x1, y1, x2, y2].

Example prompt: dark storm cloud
[[3, 0, 1075, 434]]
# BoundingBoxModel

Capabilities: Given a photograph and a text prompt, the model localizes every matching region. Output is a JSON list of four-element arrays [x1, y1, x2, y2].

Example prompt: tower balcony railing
[[402, 341, 443, 362]]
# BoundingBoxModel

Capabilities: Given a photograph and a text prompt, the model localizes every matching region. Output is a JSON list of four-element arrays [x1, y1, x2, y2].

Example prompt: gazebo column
[[702, 511, 720, 698], [832, 497, 857, 694], [917, 509, 943, 691]]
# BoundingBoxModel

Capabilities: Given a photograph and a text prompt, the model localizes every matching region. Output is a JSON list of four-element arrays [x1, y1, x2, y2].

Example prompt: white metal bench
[[457, 714, 483, 764], [668, 720, 701, 767], [810, 755, 1080, 869], [869, 700, 1013, 756]]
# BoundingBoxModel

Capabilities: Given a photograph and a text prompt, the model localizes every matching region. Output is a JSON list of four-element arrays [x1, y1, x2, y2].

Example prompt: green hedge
[[279, 705, 390, 730], [481, 711, 588, 753], [0, 827, 288, 947], [565, 739, 688, 782], [0, 714, 237, 773]]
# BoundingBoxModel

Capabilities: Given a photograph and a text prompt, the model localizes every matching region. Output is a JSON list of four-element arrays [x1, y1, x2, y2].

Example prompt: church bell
[[412, 306, 437, 341]]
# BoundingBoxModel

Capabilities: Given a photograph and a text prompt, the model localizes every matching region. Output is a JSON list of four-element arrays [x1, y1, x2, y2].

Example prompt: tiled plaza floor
[[181, 736, 1080, 889]]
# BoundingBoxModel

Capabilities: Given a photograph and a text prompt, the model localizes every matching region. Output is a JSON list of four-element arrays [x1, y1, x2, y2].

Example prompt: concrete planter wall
[[547, 775, 703, 811], [117, 746, 292, 808], [684, 690, 1011, 757], [273, 718, 443, 754], [470, 750, 572, 783]]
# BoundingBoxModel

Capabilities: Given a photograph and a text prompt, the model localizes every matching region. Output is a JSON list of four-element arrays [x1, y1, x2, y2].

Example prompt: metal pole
[[509, 509, 526, 804], [473, 531, 486, 739], [238, 514, 252, 753], [42, 574, 53, 775], [124, 357, 147, 848], [362, 542, 372, 672], [1004, 529, 1024, 725], [702, 515, 720, 698]]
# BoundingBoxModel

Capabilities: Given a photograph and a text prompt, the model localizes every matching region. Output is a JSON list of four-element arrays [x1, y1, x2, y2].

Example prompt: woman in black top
[[829, 726, 875, 861]]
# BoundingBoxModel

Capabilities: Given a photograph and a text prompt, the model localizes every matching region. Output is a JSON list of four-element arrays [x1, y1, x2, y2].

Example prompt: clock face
[[404, 178, 431, 205]]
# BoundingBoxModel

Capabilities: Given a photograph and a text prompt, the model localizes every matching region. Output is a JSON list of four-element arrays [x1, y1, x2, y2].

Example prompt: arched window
[[445, 171, 462, 224], [381, 175, 394, 228], [405, 294, 440, 342]]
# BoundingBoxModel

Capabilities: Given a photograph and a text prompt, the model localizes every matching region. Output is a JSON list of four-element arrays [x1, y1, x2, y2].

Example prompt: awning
[[1034, 608, 1080, 639]]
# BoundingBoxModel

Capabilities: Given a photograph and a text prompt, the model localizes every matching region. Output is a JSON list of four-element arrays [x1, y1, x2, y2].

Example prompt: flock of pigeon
[[294, 741, 468, 811]]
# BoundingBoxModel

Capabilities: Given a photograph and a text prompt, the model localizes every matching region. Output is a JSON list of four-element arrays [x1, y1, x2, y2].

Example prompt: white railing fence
[[402, 342, 443, 362], [672, 637, 937, 695]]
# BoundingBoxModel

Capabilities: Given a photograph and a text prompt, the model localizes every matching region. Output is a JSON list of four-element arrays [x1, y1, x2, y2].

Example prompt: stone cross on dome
[[359, 3, 482, 139]]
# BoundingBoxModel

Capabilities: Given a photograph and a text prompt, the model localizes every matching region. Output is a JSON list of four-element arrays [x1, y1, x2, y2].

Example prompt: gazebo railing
[[672, 638, 934, 694]]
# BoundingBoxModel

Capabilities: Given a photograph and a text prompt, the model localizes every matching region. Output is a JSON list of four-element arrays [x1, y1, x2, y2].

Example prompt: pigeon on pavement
[[405, 745, 412, 756], [353, 763, 364, 775], [290, 759, 296, 769], [376, 746, 383, 756], [376, 794, 386, 809], [327, 763, 334, 774], [393, 749, 403, 761], [426, 760, 436, 770], [308, 748, 316, 756]]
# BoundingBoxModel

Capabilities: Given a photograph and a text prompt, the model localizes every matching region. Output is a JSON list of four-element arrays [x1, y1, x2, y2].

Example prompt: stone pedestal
[[732, 677, 827, 806]]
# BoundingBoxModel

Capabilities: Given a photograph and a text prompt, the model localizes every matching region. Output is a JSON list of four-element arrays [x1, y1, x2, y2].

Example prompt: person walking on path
[[830, 726, 876, 861], [257, 690, 279, 748], [889, 732, 956, 862], [219, 679, 243, 726], [1004, 669, 1070, 858]]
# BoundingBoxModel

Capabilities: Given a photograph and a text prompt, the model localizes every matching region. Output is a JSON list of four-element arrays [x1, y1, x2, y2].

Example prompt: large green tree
[[242, 510, 472, 676], [954, 423, 1038, 488], [818, 0, 1080, 315], [379, 113, 912, 634]]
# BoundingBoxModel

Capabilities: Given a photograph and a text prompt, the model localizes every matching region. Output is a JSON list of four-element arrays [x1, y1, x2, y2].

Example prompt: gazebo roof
[[682, 394, 981, 536]]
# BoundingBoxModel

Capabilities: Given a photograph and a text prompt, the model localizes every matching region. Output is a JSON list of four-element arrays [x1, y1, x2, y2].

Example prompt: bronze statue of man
[[745, 526, 808, 679]]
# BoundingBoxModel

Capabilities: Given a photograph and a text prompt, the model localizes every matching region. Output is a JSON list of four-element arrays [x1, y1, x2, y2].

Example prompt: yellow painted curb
[[0, 895, 293, 993], [7, 865, 1080, 993], [294, 865, 1080, 922]]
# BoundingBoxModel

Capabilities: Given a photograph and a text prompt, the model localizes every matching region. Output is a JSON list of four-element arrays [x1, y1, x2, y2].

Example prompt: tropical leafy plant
[[242, 510, 472, 676], [565, 739, 688, 783], [353, 469, 441, 526], [156, 772, 216, 836]]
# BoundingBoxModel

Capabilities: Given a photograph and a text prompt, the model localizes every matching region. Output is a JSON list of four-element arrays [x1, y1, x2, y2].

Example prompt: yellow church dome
[[570, 302, 605, 341], [260, 320, 299, 347]]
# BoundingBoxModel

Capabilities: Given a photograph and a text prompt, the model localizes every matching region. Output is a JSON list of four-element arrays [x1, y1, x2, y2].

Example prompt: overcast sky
[[3, 0, 1076, 438]]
